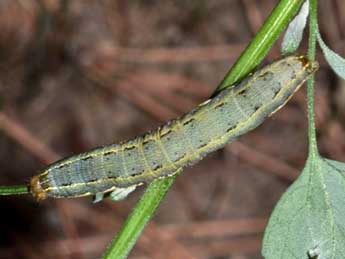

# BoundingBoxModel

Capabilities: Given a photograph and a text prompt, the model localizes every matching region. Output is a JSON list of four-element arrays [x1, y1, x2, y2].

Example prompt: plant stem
[[307, 0, 319, 158], [103, 172, 179, 259], [0, 185, 29, 195], [217, 0, 305, 91], [103, 1, 305, 258]]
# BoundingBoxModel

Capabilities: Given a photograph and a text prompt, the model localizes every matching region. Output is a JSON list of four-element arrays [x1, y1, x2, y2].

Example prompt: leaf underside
[[281, 0, 309, 55], [262, 156, 345, 259]]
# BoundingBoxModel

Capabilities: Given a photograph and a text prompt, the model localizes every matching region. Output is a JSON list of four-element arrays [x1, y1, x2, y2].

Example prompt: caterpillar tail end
[[30, 175, 48, 201]]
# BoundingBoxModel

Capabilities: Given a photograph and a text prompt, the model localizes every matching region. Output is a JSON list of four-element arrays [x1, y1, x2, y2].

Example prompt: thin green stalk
[[217, 0, 305, 91], [103, 1, 305, 259], [307, 0, 319, 158], [103, 172, 179, 259], [0, 185, 29, 195]]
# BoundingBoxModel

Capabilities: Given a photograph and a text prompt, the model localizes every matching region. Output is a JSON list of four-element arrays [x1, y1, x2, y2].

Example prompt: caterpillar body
[[30, 55, 318, 201]]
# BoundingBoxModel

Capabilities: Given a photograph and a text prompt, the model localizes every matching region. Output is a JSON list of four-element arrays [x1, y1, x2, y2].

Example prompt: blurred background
[[0, 1, 344, 258]]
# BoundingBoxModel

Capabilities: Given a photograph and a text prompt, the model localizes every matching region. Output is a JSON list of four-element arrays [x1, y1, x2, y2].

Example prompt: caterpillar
[[30, 55, 318, 202]]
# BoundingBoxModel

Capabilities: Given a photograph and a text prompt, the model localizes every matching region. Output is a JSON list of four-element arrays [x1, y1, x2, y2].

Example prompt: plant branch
[[217, 0, 305, 91], [307, 0, 319, 157], [103, 172, 181, 259], [0, 185, 29, 195]]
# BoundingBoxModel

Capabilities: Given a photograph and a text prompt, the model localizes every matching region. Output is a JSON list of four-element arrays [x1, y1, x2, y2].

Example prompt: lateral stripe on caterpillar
[[30, 55, 319, 201]]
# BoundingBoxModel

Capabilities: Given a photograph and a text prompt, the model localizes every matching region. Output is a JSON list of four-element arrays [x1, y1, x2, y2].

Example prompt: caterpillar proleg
[[30, 55, 318, 201]]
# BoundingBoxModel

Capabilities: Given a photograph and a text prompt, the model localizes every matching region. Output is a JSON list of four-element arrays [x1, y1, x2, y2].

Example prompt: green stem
[[217, 0, 305, 91], [307, 0, 319, 157], [103, 1, 305, 259], [0, 185, 29, 195], [103, 173, 179, 259]]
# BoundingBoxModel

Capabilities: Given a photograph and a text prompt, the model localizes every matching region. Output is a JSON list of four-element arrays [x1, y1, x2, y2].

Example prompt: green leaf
[[281, 0, 309, 55], [262, 156, 345, 259], [316, 27, 345, 80]]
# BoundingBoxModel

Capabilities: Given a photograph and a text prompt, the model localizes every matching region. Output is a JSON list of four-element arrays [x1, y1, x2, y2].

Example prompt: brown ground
[[0, 1, 344, 259]]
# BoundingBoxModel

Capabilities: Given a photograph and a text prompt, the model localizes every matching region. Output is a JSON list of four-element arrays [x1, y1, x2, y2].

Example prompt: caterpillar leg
[[92, 186, 137, 203], [109, 185, 137, 201], [93, 192, 105, 203]]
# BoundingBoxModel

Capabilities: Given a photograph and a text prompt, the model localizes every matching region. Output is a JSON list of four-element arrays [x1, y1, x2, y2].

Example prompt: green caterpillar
[[30, 55, 318, 202]]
